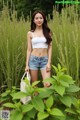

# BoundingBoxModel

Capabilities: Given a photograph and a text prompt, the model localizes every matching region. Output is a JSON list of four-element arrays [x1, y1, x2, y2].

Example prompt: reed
[[51, 5, 80, 87], [0, 7, 30, 91]]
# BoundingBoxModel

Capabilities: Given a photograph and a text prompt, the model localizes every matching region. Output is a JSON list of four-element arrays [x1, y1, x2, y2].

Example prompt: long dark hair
[[31, 10, 52, 45]]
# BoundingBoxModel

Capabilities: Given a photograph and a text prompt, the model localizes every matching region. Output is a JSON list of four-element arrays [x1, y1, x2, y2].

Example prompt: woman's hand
[[46, 63, 51, 72], [25, 66, 29, 72]]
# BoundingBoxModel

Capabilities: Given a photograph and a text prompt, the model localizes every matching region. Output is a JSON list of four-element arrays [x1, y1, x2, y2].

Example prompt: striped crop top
[[31, 36, 48, 49]]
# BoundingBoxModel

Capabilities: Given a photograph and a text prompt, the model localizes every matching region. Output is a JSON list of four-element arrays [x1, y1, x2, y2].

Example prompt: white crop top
[[31, 37, 48, 49]]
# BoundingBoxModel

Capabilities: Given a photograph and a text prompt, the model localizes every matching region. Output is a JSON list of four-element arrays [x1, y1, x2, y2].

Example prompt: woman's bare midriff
[[31, 48, 48, 57]]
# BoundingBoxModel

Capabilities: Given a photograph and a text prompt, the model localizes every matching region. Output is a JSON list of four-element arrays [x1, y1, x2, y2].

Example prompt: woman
[[25, 10, 52, 87]]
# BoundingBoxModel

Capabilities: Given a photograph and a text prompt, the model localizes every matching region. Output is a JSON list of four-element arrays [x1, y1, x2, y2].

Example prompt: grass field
[[0, 6, 80, 92]]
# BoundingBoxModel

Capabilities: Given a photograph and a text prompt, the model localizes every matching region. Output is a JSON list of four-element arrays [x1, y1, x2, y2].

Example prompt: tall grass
[[51, 5, 80, 87], [0, 6, 80, 93], [0, 7, 30, 92]]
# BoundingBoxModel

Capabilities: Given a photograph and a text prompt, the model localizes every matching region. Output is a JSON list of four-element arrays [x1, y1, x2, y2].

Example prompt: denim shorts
[[29, 55, 48, 70]]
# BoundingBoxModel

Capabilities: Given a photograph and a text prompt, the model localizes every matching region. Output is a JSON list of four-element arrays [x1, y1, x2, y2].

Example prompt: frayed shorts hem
[[29, 67, 46, 70]]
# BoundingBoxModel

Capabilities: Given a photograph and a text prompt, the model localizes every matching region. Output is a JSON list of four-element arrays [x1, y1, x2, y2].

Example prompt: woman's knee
[[43, 82, 50, 87]]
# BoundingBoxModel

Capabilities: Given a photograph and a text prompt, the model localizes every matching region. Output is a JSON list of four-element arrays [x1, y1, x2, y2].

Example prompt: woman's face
[[34, 13, 44, 27]]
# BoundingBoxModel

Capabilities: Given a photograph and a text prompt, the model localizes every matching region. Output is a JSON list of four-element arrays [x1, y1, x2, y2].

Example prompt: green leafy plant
[[0, 86, 19, 109], [2, 64, 80, 120]]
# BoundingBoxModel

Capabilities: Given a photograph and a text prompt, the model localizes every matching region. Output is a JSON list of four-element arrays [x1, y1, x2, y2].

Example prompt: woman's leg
[[41, 69, 50, 87], [30, 70, 38, 83]]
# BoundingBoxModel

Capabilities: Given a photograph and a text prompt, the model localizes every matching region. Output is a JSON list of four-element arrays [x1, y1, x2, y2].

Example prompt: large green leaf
[[59, 80, 69, 87], [65, 108, 76, 114], [50, 108, 64, 116], [60, 95, 72, 107], [66, 85, 80, 93], [24, 78, 30, 85], [54, 84, 65, 96], [13, 92, 27, 99], [14, 102, 21, 109], [23, 114, 30, 120], [32, 96, 44, 112], [53, 116, 66, 120], [1, 90, 11, 97], [21, 104, 33, 113], [3, 103, 15, 108], [39, 88, 53, 98], [58, 63, 62, 71], [70, 96, 79, 109], [25, 86, 34, 94], [34, 88, 45, 93], [46, 96, 54, 108], [38, 112, 49, 120], [58, 75, 74, 84], [43, 77, 55, 84], [27, 108, 37, 119], [32, 81, 40, 87], [10, 110, 23, 120], [52, 65, 58, 73], [52, 76, 57, 81], [71, 96, 78, 106]]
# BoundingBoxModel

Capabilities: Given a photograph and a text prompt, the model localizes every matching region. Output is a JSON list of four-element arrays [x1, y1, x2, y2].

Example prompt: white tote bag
[[20, 72, 31, 104]]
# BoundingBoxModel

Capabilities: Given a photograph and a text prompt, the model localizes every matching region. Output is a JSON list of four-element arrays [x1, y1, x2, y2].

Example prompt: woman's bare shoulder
[[27, 31, 32, 35], [27, 30, 34, 35], [27, 31, 33, 38]]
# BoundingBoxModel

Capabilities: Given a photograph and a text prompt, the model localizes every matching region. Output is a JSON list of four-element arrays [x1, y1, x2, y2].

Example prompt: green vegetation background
[[0, 4, 80, 93]]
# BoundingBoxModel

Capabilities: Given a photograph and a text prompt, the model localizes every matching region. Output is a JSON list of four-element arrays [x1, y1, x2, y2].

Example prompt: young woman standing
[[25, 10, 52, 87]]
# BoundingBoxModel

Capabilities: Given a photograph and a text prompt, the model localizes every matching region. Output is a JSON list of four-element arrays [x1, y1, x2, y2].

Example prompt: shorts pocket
[[30, 56, 37, 63], [43, 57, 48, 62]]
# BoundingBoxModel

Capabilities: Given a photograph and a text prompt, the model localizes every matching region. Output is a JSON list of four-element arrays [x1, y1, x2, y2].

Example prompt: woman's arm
[[48, 42, 52, 65], [46, 41, 52, 72], [25, 31, 32, 71]]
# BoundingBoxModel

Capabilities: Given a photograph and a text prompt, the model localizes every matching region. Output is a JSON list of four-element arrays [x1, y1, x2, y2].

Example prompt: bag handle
[[21, 72, 30, 81], [21, 72, 26, 81], [27, 72, 30, 78]]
